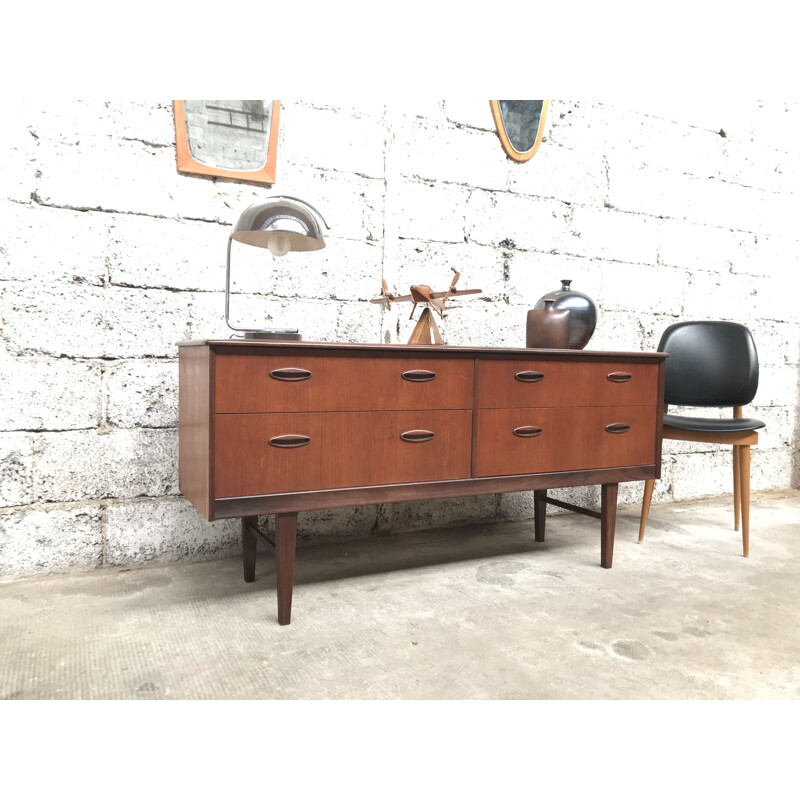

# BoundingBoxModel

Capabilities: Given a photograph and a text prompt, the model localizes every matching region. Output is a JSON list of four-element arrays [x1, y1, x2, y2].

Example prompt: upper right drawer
[[477, 358, 660, 408]]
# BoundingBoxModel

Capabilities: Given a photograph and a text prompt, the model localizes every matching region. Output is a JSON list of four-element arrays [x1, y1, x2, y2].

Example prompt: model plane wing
[[428, 288, 483, 299], [370, 293, 414, 304]]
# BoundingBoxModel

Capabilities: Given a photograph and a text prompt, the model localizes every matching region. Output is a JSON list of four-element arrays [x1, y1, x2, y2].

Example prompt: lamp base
[[239, 329, 302, 341]]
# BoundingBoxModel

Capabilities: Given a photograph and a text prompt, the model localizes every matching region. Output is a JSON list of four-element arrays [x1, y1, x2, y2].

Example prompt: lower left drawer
[[214, 410, 473, 497]]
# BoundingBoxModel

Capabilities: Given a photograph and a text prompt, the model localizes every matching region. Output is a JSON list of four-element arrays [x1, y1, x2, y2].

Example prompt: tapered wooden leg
[[242, 516, 258, 583], [276, 512, 298, 625], [739, 446, 750, 557], [733, 445, 742, 532], [600, 483, 618, 569], [534, 490, 547, 542], [639, 479, 655, 542]]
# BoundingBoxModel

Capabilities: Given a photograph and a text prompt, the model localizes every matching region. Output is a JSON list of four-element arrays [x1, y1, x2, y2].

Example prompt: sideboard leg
[[242, 516, 258, 583], [600, 483, 618, 568], [534, 490, 547, 542], [276, 513, 298, 626]]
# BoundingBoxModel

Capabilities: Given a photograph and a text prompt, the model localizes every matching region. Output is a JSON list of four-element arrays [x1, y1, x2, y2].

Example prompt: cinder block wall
[[1, 100, 798, 578]]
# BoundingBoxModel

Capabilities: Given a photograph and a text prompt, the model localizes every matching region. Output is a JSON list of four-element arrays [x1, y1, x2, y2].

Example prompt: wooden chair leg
[[733, 444, 741, 532], [639, 479, 655, 542], [739, 445, 750, 557]]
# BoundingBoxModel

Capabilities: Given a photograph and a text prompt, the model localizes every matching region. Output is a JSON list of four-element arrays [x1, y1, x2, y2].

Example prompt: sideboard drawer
[[215, 353, 474, 413], [215, 410, 472, 497], [476, 358, 659, 409], [475, 406, 657, 477]]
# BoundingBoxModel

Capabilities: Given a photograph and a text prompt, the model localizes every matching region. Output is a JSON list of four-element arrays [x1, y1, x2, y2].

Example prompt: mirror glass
[[498, 100, 544, 153], [183, 100, 274, 171]]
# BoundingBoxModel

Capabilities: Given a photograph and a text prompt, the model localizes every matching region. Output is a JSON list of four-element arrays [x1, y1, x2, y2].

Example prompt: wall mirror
[[173, 100, 281, 184], [490, 100, 549, 162]]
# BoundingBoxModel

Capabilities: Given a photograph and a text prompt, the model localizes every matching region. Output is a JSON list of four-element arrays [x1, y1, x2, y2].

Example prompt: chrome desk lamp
[[225, 196, 330, 339]]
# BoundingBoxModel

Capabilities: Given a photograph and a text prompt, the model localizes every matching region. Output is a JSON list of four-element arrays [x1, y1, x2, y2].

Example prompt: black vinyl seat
[[639, 321, 765, 556], [661, 414, 765, 434]]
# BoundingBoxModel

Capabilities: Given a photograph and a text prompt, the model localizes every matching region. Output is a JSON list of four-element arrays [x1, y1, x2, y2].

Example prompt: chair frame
[[639, 404, 757, 556]]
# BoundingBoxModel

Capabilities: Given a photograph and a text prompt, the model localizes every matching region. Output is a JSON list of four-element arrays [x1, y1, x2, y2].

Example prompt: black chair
[[639, 321, 765, 556]]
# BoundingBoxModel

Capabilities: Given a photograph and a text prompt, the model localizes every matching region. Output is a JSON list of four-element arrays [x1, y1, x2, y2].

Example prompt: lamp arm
[[270, 195, 331, 230], [225, 236, 299, 337], [225, 236, 250, 334]]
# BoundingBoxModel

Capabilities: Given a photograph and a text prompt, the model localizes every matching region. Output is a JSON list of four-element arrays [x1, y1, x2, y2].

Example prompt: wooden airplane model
[[370, 272, 483, 345]]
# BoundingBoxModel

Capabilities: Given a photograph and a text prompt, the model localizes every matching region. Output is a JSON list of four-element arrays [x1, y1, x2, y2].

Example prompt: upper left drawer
[[214, 352, 474, 413]]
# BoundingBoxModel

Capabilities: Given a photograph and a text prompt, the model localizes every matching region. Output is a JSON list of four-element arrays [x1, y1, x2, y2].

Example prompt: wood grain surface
[[476, 358, 660, 408], [475, 405, 657, 477], [215, 352, 474, 413], [214, 409, 473, 497], [214, 465, 657, 518], [178, 343, 666, 520]]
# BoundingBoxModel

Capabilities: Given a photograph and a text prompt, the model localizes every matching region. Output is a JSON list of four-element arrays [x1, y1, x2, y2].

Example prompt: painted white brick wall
[[1, 99, 798, 579]]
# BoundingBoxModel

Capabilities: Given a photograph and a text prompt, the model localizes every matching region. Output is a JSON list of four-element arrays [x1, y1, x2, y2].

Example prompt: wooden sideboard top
[[178, 339, 668, 360]]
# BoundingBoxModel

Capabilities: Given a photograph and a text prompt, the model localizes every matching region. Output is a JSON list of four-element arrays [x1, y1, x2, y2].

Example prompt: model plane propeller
[[370, 272, 482, 345]]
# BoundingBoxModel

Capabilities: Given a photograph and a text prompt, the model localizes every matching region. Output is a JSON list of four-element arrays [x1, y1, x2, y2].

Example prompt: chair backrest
[[658, 321, 759, 407]]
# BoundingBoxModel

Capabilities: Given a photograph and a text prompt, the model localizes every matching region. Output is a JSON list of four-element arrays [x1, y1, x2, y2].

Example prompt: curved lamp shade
[[231, 196, 328, 256], [226, 196, 329, 339]]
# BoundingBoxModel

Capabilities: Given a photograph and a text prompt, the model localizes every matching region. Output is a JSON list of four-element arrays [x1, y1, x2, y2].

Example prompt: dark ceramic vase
[[534, 279, 597, 349], [526, 299, 571, 348]]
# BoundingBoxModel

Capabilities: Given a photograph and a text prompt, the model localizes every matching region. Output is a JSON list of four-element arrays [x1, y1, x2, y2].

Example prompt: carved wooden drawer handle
[[607, 372, 632, 383], [513, 425, 543, 438], [605, 423, 631, 434], [401, 429, 435, 443], [269, 368, 312, 382], [515, 371, 544, 383], [402, 369, 436, 382], [269, 434, 311, 448]]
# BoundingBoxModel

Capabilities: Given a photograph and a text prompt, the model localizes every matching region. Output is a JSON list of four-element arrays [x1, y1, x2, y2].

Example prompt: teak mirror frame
[[490, 100, 549, 162], [173, 100, 281, 184]]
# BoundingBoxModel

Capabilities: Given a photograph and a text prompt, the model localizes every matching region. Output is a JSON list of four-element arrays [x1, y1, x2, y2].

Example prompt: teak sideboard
[[178, 340, 667, 625]]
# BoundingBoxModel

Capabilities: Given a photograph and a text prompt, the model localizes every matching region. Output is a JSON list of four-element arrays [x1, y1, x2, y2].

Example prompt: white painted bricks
[[1, 99, 798, 578]]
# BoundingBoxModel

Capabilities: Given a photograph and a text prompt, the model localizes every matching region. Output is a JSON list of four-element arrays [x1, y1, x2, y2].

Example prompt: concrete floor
[[1, 488, 799, 700]]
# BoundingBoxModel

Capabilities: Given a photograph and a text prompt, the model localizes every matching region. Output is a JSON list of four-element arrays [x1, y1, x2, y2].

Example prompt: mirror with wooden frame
[[490, 100, 549, 162], [173, 100, 281, 184]]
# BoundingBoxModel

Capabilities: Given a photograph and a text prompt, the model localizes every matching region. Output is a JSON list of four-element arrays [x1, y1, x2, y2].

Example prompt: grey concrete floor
[[2, 488, 799, 700]]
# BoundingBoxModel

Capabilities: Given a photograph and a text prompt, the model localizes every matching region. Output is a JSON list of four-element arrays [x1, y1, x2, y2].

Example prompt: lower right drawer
[[475, 406, 658, 477]]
